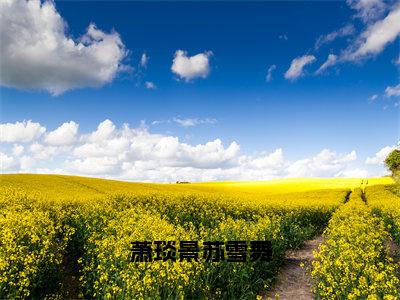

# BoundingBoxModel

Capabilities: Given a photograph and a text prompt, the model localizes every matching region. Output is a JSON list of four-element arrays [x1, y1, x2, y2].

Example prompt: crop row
[[311, 189, 399, 299], [367, 184, 400, 245]]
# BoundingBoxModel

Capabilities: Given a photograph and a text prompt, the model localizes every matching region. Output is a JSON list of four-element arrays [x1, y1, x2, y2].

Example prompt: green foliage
[[0, 174, 351, 299], [0, 175, 398, 299], [385, 149, 400, 177]]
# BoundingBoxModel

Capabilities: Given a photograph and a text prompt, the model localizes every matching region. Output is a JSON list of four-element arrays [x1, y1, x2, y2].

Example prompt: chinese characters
[[130, 240, 272, 263]]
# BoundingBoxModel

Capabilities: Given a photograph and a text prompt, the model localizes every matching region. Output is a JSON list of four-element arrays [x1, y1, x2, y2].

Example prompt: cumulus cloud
[[66, 157, 121, 175], [385, 83, 400, 97], [12, 144, 24, 156], [344, 4, 400, 61], [316, 54, 338, 74], [266, 65, 276, 82], [144, 81, 156, 89], [0, 0, 128, 95], [286, 149, 357, 177], [86, 119, 116, 143], [366, 145, 396, 164], [1, 152, 17, 171], [0, 119, 370, 181], [67, 124, 241, 175], [30, 142, 59, 160], [240, 149, 285, 171], [45, 121, 78, 145], [171, 50, 213, 81], [0, 120, 46, 143], [315, 24, 355, 49], [284, 55, 316, 80]]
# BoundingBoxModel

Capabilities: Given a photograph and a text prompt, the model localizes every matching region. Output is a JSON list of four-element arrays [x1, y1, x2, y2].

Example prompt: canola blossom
[[311, 187, 400, 299], [367, 184, 400, 245], [0, 174, 398, 299]]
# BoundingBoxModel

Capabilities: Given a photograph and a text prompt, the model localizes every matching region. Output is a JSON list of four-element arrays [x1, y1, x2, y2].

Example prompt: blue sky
[[0, 0, 399, 181]]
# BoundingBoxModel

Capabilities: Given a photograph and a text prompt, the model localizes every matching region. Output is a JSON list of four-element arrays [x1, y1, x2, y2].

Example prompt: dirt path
[[265, 235, 323, 300], [58, 254, 80, 299], [389, 239, 400, 265]]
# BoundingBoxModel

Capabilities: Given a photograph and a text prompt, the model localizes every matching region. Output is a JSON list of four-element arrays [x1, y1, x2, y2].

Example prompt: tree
[[385, 149, 400, 176]]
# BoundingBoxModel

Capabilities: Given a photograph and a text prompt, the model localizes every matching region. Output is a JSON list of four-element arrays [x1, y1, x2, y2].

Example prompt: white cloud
[[346, 0, 387, 23], [140, 53, 148, 68], [241, 149, 285, 170], [308, 2, 399, 76], [151, 117, 217, 127], [45, 121, 78, 145], [336, 168, 369, 178], [315, 24, 355, 49], [19, 155, 36, 171], [284, 55, 316, 80], [0, 0, 128, 95], [366, 145, 396, 165], [64, 123, 241, 175], [66, 157, 121, 175], [86, 119, 116, 143], [12, 144, 24, 156], [286, 149, 357, 178], [369, 94, 379, 101], [344, 4, 400, 60], [385, 83, 400, 97], [30, 142, 59, 160], [145, 81, 156, 89], [171, 50, 213, 81], [316, 54, 338, 74], [73, 137, 130, 158], [266, 65, 276, 82], [1, 152, 17, 171], [173, 118, 217, 127], [0, 119, 385, 181], [0, 120, 46, 143]]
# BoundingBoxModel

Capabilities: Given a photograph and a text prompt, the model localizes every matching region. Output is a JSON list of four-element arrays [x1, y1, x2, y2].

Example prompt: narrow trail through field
[[389, 241, 400, 287], [389, 240, 400, 263], [265, 235, 323, 300], [59, 254, 80, 299]]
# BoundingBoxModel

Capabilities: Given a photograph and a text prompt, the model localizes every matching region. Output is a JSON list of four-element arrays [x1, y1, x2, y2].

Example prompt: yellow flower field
[[0, 174, 398, 299], [311, 188, 399, 299]]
